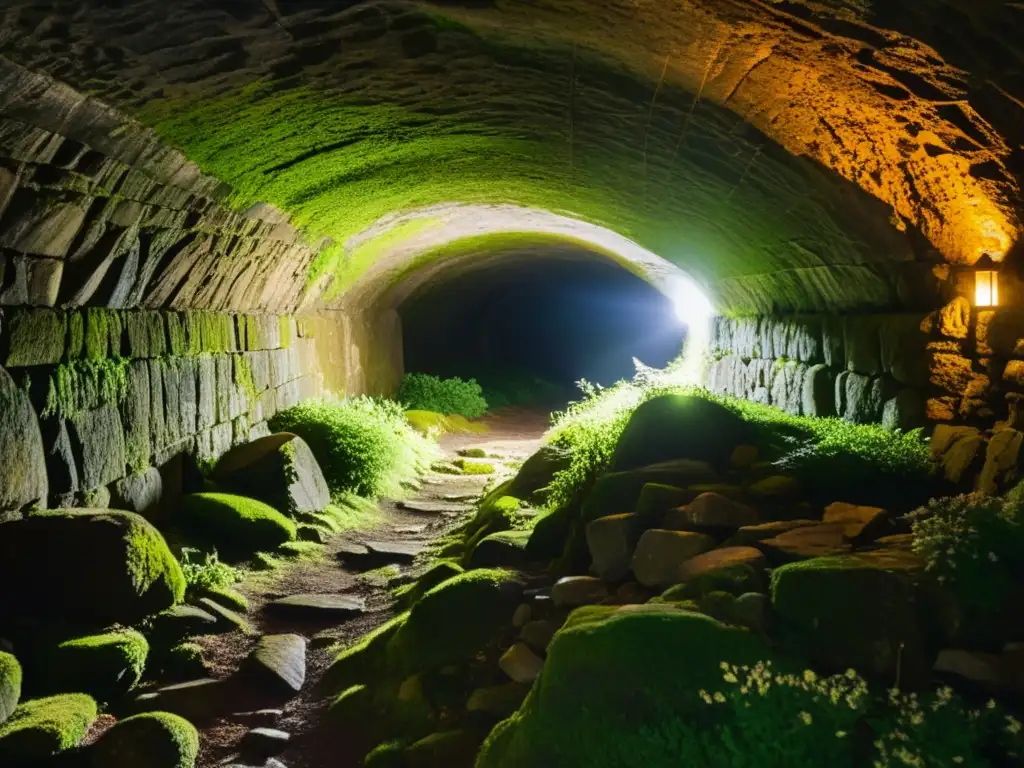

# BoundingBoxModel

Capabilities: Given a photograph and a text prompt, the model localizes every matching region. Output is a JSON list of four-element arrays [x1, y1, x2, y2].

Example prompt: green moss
[[245, 315, 259, 350], [279, 315, 293, 349], [364, 739, 406, 768], [92, 712, 199, 768], [234, 354, 260, 404], [42, 357, 131, 419], [4, 309, 67, 367], [386, 569, 521, 676], [322, 613, 409, 694], [393, 561, 464, 608], [454, 458, 495, 475], [327, 683, 373, 721], [0, 694, 97, 761], [45, 629, 149, 702], [67, 312, 84, 359], [460, 448, 488, 459], [477, 607, 779, 768], [161, 643, 207, 680], [278, 540, 324, 558], [0, 652, 22, 724], [195, 585, 249, 613], [404, 410, 488, 437], [84, 308, 110, 360], [180, 493, 297, 553], [770, 555, 929, 686], [167, 314, 188, 356]]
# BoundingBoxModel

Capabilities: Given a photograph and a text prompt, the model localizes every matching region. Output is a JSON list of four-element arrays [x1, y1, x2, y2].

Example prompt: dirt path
[[194, 409, 549, 768]]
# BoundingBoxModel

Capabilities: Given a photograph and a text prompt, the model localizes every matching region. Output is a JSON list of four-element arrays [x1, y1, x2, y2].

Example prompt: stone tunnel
[[0, 0, 1023, 765]]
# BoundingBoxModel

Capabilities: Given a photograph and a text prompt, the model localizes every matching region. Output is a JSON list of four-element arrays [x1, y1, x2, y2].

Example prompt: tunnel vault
[[0, 0, 1021, 316]]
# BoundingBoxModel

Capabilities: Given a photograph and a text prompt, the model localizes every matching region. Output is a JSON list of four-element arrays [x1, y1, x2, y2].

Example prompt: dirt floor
[[191, 408, 549, 768]]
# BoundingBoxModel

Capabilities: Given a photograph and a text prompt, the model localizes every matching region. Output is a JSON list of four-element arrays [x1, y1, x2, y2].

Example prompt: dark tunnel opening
[[397, 249, 686, 409]]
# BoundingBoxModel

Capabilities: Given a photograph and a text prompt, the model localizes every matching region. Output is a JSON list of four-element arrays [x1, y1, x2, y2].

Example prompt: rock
[[180, 493, 296, 554], [801, 363, 835, 417], [580, 461, 717, 523], [937, 297, 971, 339], [676, 546, 767, 586], [941, 431, 984, 483], [634, 483, 692, 525], [551, 576, 610, 608], [159, 642, 208, 681], [747, 475, 801, 500], [321, 614, 408, 694], [881, 389, 925, 431], [0, 652, 21, 725], [111, 468, 163, 517], [499, 642, 544, 683], [0, 510, 184, 626], [611, 395, 755, 471], [504, 445, 571, 503], [398, 500, 470, 515], [91, 711, 199, 768], [296, 524, 327, 543], [476, 606, 775, 768], [757, 523, 852, 563], [0, 693, 96, 762], [264, 594, 366, 619], [723, 520, 819, 548], [243, 635, 307, 696], [231, 710, 283, 728], [511, 604, 532, 629], [41, 629, 148, 703], [213, 434, 330, 516], [196, 598, 249, 633], [729, 445, 758, 468], [239, 727, 290, 760], [467, 682, 530, 718], [771, 554, 930, 685], [405, 729, 480, 768], [397, 562, 465, 608], [132, 679, 231, 720], [977, 428, 1023, 494], [0, 366, 47, 512], [732, 592, 772, 634], [519, 620, 561, 653], [148, 605, 218, 643], [822, 502, 891, 542], [586, 514, 641, 581], [930, 425, 978, 457], [664, 492, 759, 531], [631, 530, 716, 588], [386, 569, 523, 676], [358, 539, 426, 565], [4, 309, 66, 367], [614, 581, 652, 605], [469, 530, 531, 568], [68, 404, 127, 491]]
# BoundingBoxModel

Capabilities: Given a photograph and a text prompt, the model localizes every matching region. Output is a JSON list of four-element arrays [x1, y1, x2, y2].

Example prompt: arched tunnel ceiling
[[1, 0, 1022, 314]]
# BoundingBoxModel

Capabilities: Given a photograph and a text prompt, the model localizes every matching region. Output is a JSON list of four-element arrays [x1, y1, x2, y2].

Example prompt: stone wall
[[704, 300, 1005, 429], [0, 306, 325, 517]]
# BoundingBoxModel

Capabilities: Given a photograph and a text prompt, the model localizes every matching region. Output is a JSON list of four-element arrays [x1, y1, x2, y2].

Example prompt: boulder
[[0, 510, 184, 626], [664, 492, 759, 531], [940, 431, 984, 483], [0, 693, 97, 762], [757, 523, 852, 563], [405, 729, 480, 768], [469, 530, 531, 569], [977, 428, 1023, 494], [551, 576, 610, 608], [723, 520, 819, 548], [180, 493, 296, 554], [111, 468, 163, 518], [196, 598, 248, 633], [771, 554, 930, 685], [147, 605, 218, 644], [467, 682, 530, 718], [91, 712, 199, 768], [0, 653, 21, 725], [747, 475, 801, 500], [676, 547, 767, 588], [396, 562, 464, 609], [499, 643, 544, 683], [213, 434, 330, 516], [477, 606, 775, 767], [611, 395, 754, 471], [41, 629, 148, 702], [585, 514, 641, 582], [503, 444, 572, 503], [634, 483, 692, 525], [801, 364, 835, 417], [131, 679, 230, 721], [631, 530, 716, 588], [386, 570, 522, 676], [822, 502, 891, 542], [68, 404, 127, 491], [580, 461, 717, 523], [519, 620, 561, 653], [239, 727, 290, 760], [0, 365, 47, 511], [243, 635, 307, 697], [321, 614, 407, 693]]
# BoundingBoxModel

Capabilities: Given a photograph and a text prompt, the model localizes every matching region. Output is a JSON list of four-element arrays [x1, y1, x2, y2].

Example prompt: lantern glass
[[975, 270, 998, 307]]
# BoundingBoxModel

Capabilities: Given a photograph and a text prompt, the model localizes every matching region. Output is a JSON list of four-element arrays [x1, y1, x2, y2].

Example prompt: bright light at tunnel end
[[668, 277, 714, 330]]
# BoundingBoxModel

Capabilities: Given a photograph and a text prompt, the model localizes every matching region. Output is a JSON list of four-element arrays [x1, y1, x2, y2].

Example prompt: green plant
[[270, 395, 438, 498], [909, 490, 1024, 613], [397, 373, 488, 419], [179, 548, 243, 591]]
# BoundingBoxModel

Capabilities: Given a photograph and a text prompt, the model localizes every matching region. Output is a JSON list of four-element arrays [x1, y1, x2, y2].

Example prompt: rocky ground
[[172, 410, 548, 768]]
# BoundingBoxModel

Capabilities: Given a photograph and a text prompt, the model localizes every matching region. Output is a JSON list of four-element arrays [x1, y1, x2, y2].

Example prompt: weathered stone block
[[821, 316, 844, 368], [5, 308, 66, 367], [880, 315, 929, 387], [276, 380, 300, 411], [801, 364, 834, 417], [176, 358, 198, 438], [148, 360, 167, 452], [844, 316, 882, 375], [112, 467, 163, 517], [121, 361, 151, 472], [926, 396, 957, 422], [843, 372, 884, 423], [936, 297, 971, 340], [160, 360, 181, 447], [0, 365, 47, 510], [977, 428, 1023, 494], [930, 353, 974, 394], [250, 351, 270, 392], [269, 348, 290, 388], [68, 403, 126, 489], [941, 432, 984, 483], [196, 355, 216, 430], [40, 416, 79, 497], [0, 188, 88, 257], [881, 389, 925, 431], [786, 316, 823, 363]]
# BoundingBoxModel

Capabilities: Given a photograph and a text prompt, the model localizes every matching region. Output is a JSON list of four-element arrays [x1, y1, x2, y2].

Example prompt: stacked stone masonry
[[704, 299, 1019, 429], [0, 307, 322, 516], [0, 54, 325, 313]]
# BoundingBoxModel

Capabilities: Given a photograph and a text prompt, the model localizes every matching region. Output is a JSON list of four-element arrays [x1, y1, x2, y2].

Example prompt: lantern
[[973, 253, 1000, 308]]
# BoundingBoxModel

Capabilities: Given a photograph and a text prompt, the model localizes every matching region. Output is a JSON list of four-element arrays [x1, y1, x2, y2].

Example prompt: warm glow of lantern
[[975, 270, 998, 307]]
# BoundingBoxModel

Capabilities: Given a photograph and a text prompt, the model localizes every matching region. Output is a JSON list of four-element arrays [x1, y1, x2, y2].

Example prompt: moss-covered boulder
[[387, 570, 523, 676], [322, 614, 409, 693], [469, 530, 531, 568], [0, 653, 22, 725], [0, 693, 97, 763], [43, 629, 148, 702], [91, 712, 199, 768], [395, 563, 464, 609], [405, 729, 481, 767], [580, 462, 716, 525], [770, 554, 931, 685], [610, 395, 754, 472], [477, 606, 777, 768], [503, 444, 571, 504], [0, 510, 184, 626], [212, 433, 330, 516], [180, 493, 297, 553]]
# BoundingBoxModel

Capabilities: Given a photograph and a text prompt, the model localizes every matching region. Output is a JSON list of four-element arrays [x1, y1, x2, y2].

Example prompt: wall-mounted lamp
[[973, 253, 1000, 308]]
